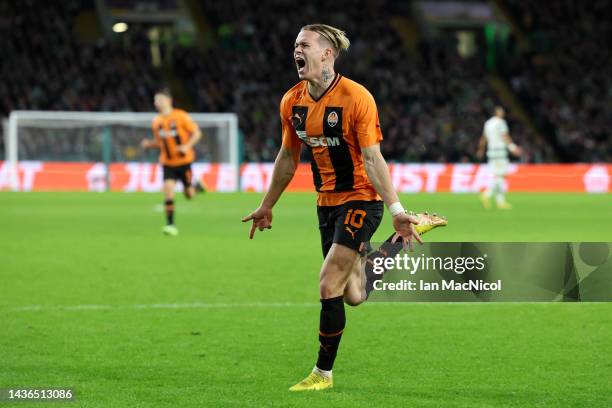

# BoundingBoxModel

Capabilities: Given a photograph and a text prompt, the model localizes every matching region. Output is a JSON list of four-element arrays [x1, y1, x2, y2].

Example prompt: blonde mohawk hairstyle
[[301, 23, 350, 57]]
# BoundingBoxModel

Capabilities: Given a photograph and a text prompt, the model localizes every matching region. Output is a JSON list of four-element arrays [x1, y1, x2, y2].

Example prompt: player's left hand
[[510, 145, 523, 157], [242, 206, 273, 239], [177, 144, 190, 154], [391, 212, 423, 251]]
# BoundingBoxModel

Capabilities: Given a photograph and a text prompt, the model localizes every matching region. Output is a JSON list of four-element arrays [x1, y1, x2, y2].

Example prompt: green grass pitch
[[1, 192, 611, 407]]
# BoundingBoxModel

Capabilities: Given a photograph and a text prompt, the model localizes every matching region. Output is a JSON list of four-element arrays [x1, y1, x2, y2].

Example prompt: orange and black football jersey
[[152, 108, 198, 167], [280, 74, 383, 206]]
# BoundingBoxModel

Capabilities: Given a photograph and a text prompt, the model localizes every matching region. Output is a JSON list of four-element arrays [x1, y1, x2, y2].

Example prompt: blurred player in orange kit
[[141, 87, 204, 236]]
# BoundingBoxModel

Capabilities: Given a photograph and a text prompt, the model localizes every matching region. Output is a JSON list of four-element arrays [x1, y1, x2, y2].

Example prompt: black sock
[[364, 233, 404, 298], [316, 296, 345, 371], [164, 199, 174, 225]]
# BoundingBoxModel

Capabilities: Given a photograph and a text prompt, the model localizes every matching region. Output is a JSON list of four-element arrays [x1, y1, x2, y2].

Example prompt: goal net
[[3, 111, 239, 191]]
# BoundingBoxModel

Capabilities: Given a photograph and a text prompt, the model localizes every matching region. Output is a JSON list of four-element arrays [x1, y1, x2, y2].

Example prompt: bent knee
[[343, 297, 364, 307], [319, 280, 343, 299]]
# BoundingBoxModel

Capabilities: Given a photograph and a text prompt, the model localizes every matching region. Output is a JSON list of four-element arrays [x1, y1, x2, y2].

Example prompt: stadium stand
[[173, 0, 551, 162], [502, 0, 612, 162], [0, 0, 604, 163], [0, 1, 160, 114]]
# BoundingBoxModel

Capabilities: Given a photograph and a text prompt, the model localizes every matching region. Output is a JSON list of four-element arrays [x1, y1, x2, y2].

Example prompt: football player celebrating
[[242, 24, 446, 391]]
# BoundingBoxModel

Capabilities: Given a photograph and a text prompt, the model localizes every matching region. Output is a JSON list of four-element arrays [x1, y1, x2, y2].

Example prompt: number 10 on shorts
[[344, 209, 366, 229]]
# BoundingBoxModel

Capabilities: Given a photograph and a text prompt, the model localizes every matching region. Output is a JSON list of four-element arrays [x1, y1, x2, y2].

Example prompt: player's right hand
[[141, 139, 154, 148], [242, 207, 273, 239]]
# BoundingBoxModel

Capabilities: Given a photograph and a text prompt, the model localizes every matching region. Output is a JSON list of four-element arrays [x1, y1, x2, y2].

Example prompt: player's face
[[294, 30, 328, 81], [154, 94, 172, 113]]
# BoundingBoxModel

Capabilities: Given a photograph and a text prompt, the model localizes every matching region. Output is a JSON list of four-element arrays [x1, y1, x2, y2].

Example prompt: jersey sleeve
[[499, 120, 509, 134], [180, 111, 198, 134], [280, 93, 300, 150], [354, 89, 383, 148]]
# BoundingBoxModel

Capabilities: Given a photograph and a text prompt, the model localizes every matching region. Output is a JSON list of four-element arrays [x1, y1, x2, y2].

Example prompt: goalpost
[[4, 111, 240, 191]]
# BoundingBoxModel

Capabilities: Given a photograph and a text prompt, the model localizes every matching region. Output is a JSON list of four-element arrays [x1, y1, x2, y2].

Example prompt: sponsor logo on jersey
[[310, 136, 340, 147], [297, 131, 340, 147], [159, 129, 178, 138]]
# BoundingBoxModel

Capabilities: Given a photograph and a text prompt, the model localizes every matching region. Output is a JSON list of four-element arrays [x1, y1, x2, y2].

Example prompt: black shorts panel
[[317, 200, 384, 259], [163, 163, 193, 186]]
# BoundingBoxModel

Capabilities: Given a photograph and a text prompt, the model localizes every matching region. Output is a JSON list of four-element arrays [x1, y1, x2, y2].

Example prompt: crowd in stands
[[173, 0, 550, 163], [0, 1, 160, 114], [0, 0, 606, 163], [503, 0, 611, 162], [0, 0, 161, 158]]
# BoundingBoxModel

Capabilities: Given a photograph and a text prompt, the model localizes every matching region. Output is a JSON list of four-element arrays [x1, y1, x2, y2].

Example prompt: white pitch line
[[2, 301, 603, 313], [3, 302, 320, 312]]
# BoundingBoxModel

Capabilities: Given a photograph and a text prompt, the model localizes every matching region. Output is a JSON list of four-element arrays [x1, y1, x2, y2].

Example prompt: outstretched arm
[[141, 138, 159, 149], [476, 134, 487, 159], [261, 146, 299, 209], [241, 146, 299, 239], [503, 133, 522, 157], [362, 143, 422, 250]]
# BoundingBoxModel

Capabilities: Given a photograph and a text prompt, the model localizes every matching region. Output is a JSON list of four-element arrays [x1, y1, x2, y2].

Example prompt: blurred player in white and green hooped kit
[[477, 106, 522, 209]]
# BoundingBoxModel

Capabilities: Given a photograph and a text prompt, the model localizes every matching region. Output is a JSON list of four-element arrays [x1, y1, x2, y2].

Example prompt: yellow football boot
[[161, 224, 179, 236], [496, 201, 513, 210], [411, 211, 448, 235], [289, 371, 333, 391], [480, 192, 491, 209]]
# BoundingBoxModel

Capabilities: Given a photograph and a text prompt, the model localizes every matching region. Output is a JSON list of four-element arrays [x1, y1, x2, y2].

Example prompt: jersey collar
[[307, 74, 342, 102]]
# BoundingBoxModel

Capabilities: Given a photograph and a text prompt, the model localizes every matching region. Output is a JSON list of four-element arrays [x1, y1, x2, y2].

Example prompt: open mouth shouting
[[295, 55, 306, 75]]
